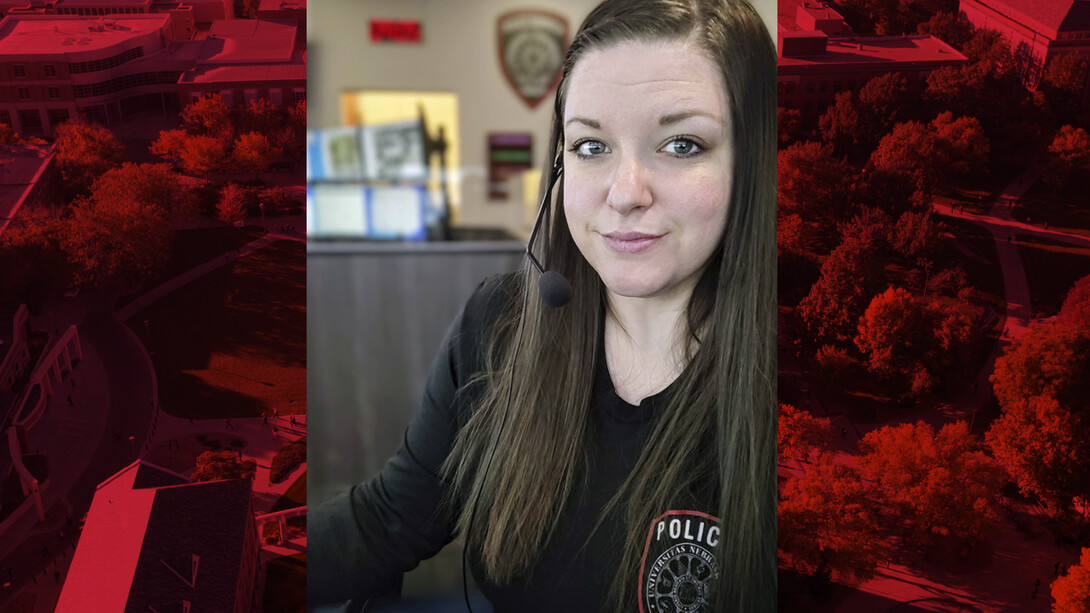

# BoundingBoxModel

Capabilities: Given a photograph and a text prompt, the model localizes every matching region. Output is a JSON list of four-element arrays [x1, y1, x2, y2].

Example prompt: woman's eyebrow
[[660, 110, 723, 126], [565, 117, 601, 129]]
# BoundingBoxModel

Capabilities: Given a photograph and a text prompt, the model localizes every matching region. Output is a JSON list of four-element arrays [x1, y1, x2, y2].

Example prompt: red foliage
[[1052, 547, 1090, 613], [858, 421, 1004, 547], [778, 458, 884, 583]]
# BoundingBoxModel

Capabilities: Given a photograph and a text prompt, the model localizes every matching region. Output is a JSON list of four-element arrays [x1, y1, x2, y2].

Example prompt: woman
[[310, 1, 776, 611]]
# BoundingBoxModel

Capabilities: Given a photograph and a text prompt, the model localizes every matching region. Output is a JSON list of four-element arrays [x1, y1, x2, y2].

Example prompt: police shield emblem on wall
[[497, 10, 568, 109]]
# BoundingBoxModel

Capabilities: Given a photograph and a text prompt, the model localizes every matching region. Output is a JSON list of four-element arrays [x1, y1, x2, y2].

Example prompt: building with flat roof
[[0, 13, 181, 135], [960, 0, 1090, 99], [179, 18, 305, 107], [255, 0, 302, 47], [0, 11, 303, 136], [56, 460, 259, 612], [778, 0, 968, 112]]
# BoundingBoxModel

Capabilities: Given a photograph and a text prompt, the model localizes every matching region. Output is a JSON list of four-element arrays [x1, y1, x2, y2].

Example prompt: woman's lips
[[602, 232, 663, 254]]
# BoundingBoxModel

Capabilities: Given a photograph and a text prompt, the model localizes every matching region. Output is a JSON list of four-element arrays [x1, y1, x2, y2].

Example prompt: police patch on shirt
[[639, 510, 720, 613]]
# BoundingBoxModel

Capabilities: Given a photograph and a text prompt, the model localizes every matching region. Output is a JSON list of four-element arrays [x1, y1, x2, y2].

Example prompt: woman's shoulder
[[448, 272, 522, 387], [458, 272, 522, 343]]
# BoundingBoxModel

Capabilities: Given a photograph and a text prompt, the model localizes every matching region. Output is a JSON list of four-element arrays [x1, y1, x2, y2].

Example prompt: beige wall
[[307, 0, 775, 234]]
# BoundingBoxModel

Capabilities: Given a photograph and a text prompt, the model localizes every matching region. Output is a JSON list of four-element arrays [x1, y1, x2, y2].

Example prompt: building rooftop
[[779, 0, 849, 32], [778, 34, 967, 68], [200, 18, 295, 63], [0, 144, 54, 240], [0, 13, 168, 55], [53, 0, 153, 7], [258, 0, 305, 11], [964, 0, 1090, 38], [180, 48, 305, 83], [126, 478, 252, 611], [55, 461, 160, 612], [57, 461, 253, 613]]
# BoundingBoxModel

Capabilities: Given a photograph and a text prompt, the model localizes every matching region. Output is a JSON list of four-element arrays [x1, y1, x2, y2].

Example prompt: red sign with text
[[370, 20, 422, 43]]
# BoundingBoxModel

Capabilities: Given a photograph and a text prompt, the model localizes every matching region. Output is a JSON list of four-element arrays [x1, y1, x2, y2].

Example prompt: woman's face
[[562, 39, 733, 304]]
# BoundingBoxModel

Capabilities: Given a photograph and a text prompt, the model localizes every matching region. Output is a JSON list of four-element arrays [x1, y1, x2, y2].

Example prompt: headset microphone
[[526, 160, 572, 308]]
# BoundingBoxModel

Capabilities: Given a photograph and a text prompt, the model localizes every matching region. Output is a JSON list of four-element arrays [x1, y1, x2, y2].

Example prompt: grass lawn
[[1012, 171, 1090, 238], [116, 225, 266, 310], [128, 240, 305, 418], [1015, 234, 1090, 316], [263, 553, 306, 613], [934, 175, 1006, 216]]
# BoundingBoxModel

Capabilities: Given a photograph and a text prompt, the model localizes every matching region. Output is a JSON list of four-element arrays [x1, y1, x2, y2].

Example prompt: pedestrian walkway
[[118, 234, 282, 322], [145, 413, 308, 514]]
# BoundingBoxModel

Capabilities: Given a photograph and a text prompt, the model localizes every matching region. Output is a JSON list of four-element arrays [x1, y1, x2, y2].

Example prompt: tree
[[988, 311, 1090, 507], [61, 194, 170, 288], [217, 183, 249, 224], [232, 131, 281, 175], [778, 458, 885, 583], [150, 128, 188, 166], [54, 119, 125, 196], [1041, 53, 1089, 119], [857, 72, 913, 145], [1059, 274, 1090, 326], [1041, 125, 1090, 191], [890, 210, 942, 265], [242, 97, 279, 134], [182, 94, 233, 140], [178, 135, 227, 175], [869, 114, 989, 192], [930, 112, 989, 176], [916, 11, 972, 49], [1052, 547, 1090, 613], [985, 395, 1090, 506], [778, 106, 805, 147], [834, 0, 956, 35], [192, 450, 254, 482], [854, 288, 975, 397], [797, 210, 889, 345], [810, 344, 859, 393], [857, 421, 1004, 548], [869, 120, 940, 191], [90, 163, 194, 220], [777, 141, 855, 242], [990, 320, 1090, 414], [0, 205, 68, 309], [818, 91, 863, 156], [819, 73, 912, 158], [778, 404, 833, 463]]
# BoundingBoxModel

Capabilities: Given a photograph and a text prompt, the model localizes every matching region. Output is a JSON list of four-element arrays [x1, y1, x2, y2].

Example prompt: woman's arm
[[308, 308, 465, 606], [308, 275, 514, 607]]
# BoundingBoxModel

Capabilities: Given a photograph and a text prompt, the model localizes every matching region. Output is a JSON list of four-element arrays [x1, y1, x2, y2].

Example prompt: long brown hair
[[442, 1, 777, 610]]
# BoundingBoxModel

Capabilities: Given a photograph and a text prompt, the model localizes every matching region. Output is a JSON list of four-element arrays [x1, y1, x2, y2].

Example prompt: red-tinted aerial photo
[[776, 0, 1090, 611], [0, 1, 306, 611]]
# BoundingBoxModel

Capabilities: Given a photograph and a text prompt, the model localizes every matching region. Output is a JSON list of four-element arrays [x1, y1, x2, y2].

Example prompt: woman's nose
[[605, 156, 652, 214]]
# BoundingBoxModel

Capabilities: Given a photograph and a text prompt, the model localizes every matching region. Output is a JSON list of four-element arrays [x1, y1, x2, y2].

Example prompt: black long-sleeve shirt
[[309, 275, 720, 612]]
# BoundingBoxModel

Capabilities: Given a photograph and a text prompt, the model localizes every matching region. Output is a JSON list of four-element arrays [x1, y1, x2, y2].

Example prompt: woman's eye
[[574, 140, 608, 157], [662, 138, 702, 157]]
